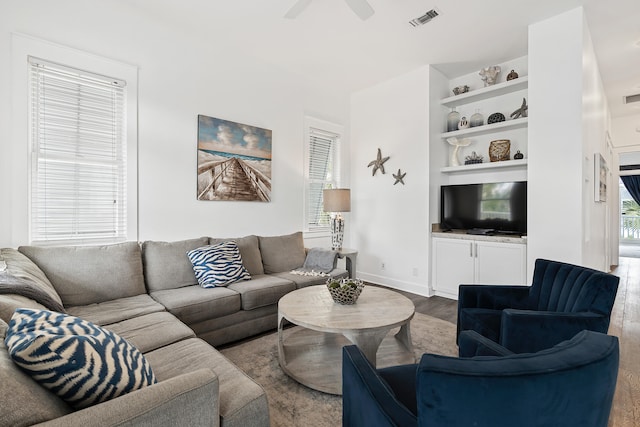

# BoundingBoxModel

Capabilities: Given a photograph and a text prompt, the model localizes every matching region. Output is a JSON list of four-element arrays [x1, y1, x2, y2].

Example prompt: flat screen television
[[440, 181, 527, 234]]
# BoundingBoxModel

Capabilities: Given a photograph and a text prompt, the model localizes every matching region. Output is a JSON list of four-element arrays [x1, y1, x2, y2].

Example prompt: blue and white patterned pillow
[[5, 308, 157, 409], [187, 241, 251, 287]]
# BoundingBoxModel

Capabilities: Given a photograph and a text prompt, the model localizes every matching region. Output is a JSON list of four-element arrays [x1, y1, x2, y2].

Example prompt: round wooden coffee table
[[277, 285, 415, 395]]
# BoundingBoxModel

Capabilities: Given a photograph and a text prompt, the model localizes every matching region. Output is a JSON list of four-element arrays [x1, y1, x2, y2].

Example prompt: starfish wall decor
[[367, 148, 390, 176], [393, 169, 406, 185]]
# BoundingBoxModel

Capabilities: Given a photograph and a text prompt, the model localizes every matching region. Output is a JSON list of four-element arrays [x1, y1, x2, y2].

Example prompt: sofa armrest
[[36, 369, 219, 427], [342, 346, 417, 427], [500, 309, 608, 353], [458, 330, 514, 358]]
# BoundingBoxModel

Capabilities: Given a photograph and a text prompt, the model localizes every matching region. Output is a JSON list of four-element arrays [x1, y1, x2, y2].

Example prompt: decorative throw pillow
[[187, 241, 251, 288], [5, 308, 157, 409]]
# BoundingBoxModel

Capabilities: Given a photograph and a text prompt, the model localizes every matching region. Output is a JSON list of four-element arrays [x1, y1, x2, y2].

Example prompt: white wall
[[0, 0, 350, 247], [613, 115, 640, 151], [350, 66, 430, 296], [528, 7, 613, 273], [580, 19, 615, 271]]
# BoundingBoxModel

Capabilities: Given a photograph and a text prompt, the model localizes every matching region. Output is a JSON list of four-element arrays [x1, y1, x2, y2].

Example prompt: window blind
[[29, 57, 127, 244], [305, 128, 339, 230]]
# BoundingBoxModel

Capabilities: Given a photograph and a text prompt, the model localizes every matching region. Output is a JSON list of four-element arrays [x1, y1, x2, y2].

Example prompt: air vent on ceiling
[[624, 93, 640, 104], [409, 8, 439, 27]]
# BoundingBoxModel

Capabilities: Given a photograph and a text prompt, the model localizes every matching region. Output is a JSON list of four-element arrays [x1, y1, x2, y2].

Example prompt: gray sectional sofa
[[0, 231, 348, 427]]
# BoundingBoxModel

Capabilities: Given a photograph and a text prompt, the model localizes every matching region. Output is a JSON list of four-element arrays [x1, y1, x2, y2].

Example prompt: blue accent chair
[[457, 258, 619, 353], [342, 330, 619, 427]]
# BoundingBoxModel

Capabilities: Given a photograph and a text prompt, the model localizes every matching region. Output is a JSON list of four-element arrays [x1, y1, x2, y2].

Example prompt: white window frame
[[303, 116, 344, 234], [11, 33, 138, 245]]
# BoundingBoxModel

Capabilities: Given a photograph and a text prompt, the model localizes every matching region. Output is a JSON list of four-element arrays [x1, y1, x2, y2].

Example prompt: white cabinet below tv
[[431, 233, 527, 300]]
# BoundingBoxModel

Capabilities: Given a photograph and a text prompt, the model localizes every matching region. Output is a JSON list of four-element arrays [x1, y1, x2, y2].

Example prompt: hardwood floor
[[608, 257, 640, 427], [382, 256, 639, 427]]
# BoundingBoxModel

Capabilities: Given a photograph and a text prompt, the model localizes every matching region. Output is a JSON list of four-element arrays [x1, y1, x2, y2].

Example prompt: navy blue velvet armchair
[[342, 330, 619, 427], [457, 258, 619, 353]]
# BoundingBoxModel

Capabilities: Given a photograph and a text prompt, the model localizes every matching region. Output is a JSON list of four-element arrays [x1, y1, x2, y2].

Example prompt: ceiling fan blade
[[344, 0, 374, 20], [284, 0, 313, 19]]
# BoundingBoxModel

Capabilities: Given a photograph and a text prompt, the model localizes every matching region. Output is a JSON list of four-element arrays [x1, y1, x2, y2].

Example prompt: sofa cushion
[[0, 318, 72, 425], [5, 308, 157, 409], [18, 242, 146, 307], [103, 311, 196, 353], [274, 268, 349, 289], [144, 337, 269, 427], [0, 294, 48, 324], [1, 248, 65, 311], [227, 275, 296, 310], [142, 237, 209, 292], [209, 235, 264, 276], [258, 232, 306, 274], [150, 285, 241, 325], [187, 242, 251, 288], [65, 294, 165, 326]]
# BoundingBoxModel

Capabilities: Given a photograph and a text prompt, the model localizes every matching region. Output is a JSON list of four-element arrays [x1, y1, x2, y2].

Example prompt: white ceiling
[[125, 0, 640, 118]]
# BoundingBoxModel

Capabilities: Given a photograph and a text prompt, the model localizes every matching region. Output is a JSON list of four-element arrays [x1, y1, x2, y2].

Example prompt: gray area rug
[[220, 312, 458, 427]]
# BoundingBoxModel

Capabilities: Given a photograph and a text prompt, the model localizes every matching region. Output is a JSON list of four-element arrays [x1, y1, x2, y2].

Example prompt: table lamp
[[323, 188, 351, 250]]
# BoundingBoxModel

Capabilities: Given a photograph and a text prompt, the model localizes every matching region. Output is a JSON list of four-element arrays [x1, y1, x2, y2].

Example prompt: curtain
[[621, 175, 640, 205]]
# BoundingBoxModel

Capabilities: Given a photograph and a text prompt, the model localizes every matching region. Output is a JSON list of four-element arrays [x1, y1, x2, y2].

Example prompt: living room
[[1, 1, 639, 426]]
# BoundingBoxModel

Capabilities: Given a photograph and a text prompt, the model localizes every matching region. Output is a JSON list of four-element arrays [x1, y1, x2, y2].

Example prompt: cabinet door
[[432, 238, 475, 298], [475, 241, 526, 285]]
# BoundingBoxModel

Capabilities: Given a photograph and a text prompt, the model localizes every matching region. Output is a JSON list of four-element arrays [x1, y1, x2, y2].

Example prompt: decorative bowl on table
[[326, 278, 365, 305]]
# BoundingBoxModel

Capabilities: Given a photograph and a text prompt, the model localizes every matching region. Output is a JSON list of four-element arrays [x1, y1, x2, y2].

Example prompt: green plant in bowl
[[326, 278, 364, 304]]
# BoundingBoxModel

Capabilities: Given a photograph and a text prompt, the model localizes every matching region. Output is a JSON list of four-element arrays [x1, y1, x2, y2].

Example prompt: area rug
[[220, 313, 458, 427]]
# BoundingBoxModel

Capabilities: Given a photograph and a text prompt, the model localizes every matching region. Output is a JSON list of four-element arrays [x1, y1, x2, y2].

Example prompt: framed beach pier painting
[[197, 115, 272, 202]]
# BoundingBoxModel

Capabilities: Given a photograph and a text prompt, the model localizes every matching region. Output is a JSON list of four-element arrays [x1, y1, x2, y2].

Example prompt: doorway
[[619, 177, 640, 257]]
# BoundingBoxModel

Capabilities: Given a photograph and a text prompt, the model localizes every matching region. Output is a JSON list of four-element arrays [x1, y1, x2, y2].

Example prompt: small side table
[[336, 248, 357, 279]]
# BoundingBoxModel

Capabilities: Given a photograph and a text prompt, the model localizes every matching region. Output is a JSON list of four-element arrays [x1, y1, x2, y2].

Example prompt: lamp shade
[[323, 189, 351, 212]]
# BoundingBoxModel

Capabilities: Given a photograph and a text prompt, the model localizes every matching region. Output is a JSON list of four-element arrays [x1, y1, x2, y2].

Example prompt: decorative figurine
[[506, 69, 519, 81], [487, 112, 506, 124], [510, 98, 528, 119], [465, 151, 484, 165], [446, 137, 472, 167], [452, 85, 469, 95], [479, 65, 501, 86], [367, 148, 390, 176], [392, 169, 406, 185], [514, 150, 524, 160], [458, 116, 470, 130]]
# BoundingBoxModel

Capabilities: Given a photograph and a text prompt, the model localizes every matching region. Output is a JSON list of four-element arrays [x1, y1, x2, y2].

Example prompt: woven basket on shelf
[[326, 278, 365, 305]]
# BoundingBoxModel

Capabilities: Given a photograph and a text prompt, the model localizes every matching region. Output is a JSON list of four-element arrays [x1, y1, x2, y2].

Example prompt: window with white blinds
[[29, 57, 128, 245], [305, 126, 341, 231]]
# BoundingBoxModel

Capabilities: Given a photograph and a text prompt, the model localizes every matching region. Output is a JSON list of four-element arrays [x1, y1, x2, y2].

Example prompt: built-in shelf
[[440, 159, 528, 173], [441, 76, 529, 108], [441, 117, 528, 139]]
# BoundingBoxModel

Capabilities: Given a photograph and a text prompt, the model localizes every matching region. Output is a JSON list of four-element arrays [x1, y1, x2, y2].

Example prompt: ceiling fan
[[285, 0, 375, 21]]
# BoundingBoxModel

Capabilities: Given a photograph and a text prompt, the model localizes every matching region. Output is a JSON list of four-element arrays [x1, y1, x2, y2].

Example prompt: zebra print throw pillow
[[187, 241, 251, 287], [5, 308, 157, 409]]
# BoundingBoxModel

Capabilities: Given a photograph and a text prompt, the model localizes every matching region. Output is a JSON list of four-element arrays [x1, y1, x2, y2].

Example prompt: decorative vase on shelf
[[470, 110, 484, 127], [447, 109, 460, 132], [514, 150, 524, 160], [489, 139, 511, 162]]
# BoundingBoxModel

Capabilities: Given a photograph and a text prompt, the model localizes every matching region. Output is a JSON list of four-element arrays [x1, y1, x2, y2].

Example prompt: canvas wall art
[[595, 152, 608, 202], [197, 115, 272, 202]]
